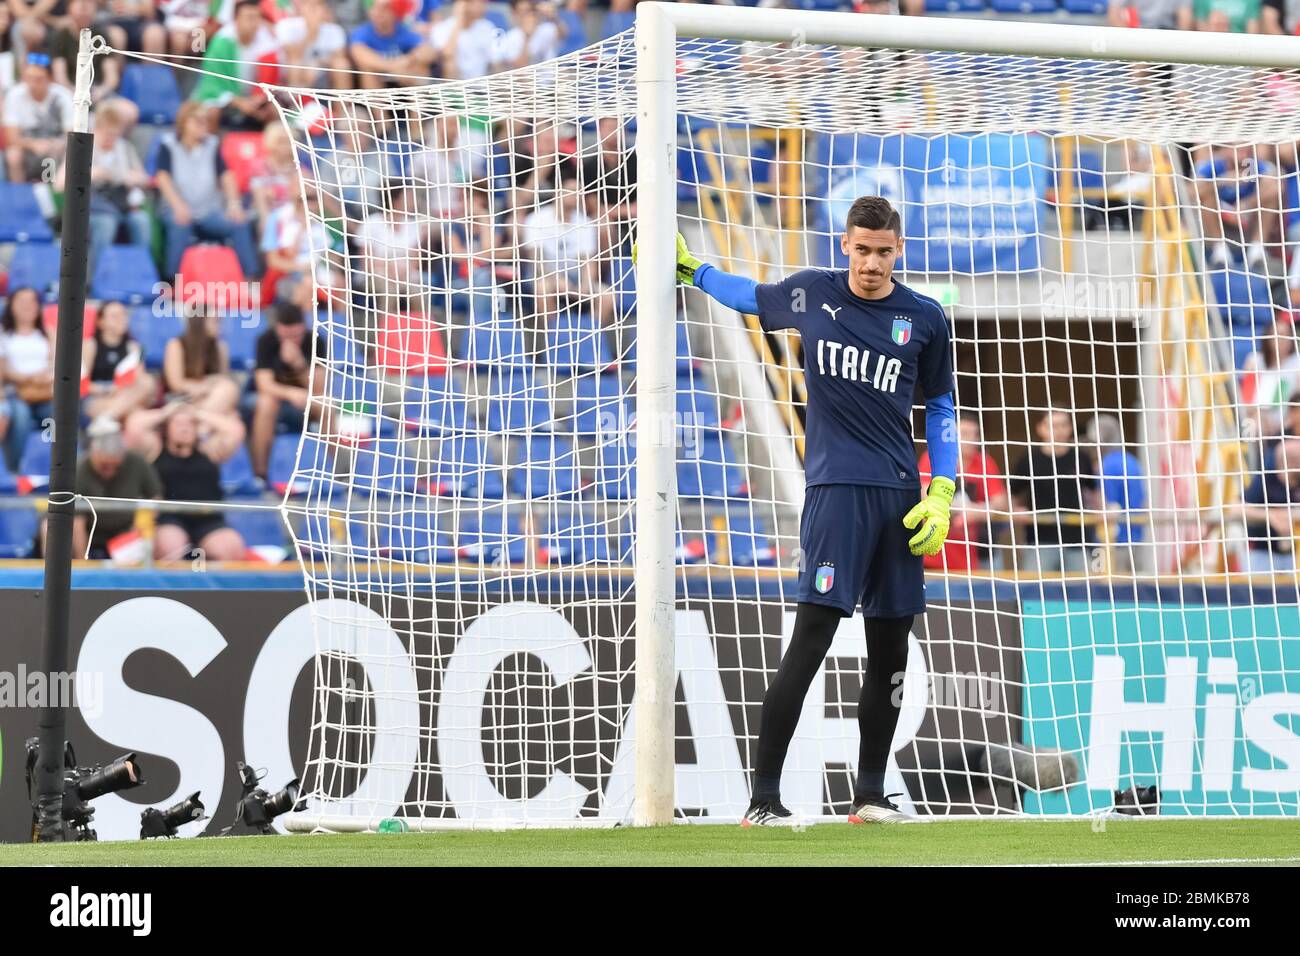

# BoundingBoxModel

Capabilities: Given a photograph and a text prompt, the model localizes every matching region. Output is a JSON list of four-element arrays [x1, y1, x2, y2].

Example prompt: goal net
[[264, 11, 1300, 828]]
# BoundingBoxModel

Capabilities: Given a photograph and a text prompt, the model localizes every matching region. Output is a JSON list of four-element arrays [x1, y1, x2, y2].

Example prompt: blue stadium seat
[[402, 375, 470, 434], [8, 242, 59, 299], [268, 433, 334, 496], [676, 369, 722, 431], [327, 371, 397, 438], [724, 509, 778, 566], [218, 312, 263, 371], [318, 314, 365, 370], [224, 508, 288, 549], [220, 444, 263, 497], [348, 438, 421, 494], [328, 369, 381, 406], [1072, 148, 1106, 194], [18, 432, 50, 492], [428, 435, 506, 498], [0, 455, 17, 494], [678, 433, 748, 500], [989, 0, 1057, 12], [510, 435, 583, 498], [609, 255, 635, 317], [569, 373, 628, 437], [547, 311, 613, 372], [1209, 267, 1274, 368], [457, 511, 529, 564], [925, 0, 986, 11], [1061, 0, 1106, 11], [119, 64, 182, 125], [621, 321, 698, 373], [540, 512, 611, 564], [597, 434, 636, 500], [0, 184, 53, 242], [463, 317, 529, 368], [791, 0, 851, 9], [676, 137, 706, 203], [0, 507, 37, 558], [377, 505, 458, 563], [299, 511, 373, 561], [130, 305, 183, 371], [91, 245, 159, 304], [618, 527, 711, 565], [485, 369, 551, 432]]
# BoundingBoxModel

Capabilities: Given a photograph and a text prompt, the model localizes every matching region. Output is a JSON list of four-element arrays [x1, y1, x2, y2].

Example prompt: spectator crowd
[[0, 0, 1292, 574]]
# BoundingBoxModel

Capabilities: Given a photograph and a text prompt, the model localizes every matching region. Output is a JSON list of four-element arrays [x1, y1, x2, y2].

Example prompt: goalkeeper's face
[[841, 226, 902, 299]]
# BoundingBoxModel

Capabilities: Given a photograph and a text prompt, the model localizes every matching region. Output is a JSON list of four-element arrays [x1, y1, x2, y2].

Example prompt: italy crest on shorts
[[814, 563, 835, 593], [892, 317, 912, 346]]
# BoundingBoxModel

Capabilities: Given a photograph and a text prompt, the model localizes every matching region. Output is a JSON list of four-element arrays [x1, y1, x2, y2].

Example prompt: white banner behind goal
[[254, 10, 1300, 828]]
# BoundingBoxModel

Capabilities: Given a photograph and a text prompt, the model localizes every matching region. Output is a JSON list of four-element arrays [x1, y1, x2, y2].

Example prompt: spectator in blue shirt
[[1084, 413, 1148, 570], [350, 0, 438, 88], [1194, 142, 1283, 268], [601, 0, 636, 40], [558, 0, 589, 55]]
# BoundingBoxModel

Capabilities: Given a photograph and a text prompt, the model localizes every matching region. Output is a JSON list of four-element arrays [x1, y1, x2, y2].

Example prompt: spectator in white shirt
[[57, 100, 151, 281], [277, 0, 350, 89], [498, 0, 565, 69], [358, 183, 431, 300], [3, 51, 73, 182], [522, 186, 612, 323], [410, 113, 470, 220], [0, 287, 53, 469], [429, 0, 505, 79]]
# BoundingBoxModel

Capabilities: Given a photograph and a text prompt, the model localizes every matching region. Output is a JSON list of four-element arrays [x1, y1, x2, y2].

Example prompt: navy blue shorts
[[797, 484, 927, 618]]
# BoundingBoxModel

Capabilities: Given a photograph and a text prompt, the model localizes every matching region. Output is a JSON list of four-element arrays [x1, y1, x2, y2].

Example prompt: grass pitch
[[1, 819, 1296, 867]]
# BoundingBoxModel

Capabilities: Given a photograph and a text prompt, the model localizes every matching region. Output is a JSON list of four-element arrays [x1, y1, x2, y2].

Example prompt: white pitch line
[[984, 856, 1300, 867]]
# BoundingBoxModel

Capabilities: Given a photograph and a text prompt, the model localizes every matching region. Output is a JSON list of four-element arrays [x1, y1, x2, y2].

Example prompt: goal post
[[629, 4, 1300, 824], [223, 6, 1300, 830], [633, 4, 680, 827]]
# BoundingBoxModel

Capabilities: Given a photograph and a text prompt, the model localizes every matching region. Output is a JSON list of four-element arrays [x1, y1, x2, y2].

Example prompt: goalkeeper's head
[[841, 195, 903, 299]]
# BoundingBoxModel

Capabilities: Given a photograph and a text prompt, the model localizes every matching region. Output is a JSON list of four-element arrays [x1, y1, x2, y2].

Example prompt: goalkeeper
[[648, 197, 958, 826]]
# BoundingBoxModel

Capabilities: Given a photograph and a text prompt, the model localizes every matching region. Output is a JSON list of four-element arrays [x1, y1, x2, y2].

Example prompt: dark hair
[[1035, 408, 1072, 431], [845, 195, 901, 236], [95, 300, 131, 348], [180, 311, 220, 380], [2, 287, 45, 336], [270, 301, 306, 327], [234, 0, 262, 14]]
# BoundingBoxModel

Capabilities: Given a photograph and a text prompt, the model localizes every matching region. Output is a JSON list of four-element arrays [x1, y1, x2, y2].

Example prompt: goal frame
[[631, 2, 1300, 826]]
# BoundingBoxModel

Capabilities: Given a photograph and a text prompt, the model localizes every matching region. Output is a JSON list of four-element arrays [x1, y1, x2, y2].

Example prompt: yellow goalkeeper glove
[[902, 476, 956, 557], [631, 232, 703, 286]]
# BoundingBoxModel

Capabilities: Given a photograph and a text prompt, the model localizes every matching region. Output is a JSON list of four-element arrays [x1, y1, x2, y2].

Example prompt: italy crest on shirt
[[814, 563, 835, 593], [891, 317, 912, 346]]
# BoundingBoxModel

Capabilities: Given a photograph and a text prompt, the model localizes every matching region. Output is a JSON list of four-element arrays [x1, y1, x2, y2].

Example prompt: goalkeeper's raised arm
[[665, 228, 959, 534]]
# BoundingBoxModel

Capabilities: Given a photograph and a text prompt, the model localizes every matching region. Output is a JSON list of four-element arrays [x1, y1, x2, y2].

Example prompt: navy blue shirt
[[755, 269, 953, 490], [1244, 470, 1300, 552]]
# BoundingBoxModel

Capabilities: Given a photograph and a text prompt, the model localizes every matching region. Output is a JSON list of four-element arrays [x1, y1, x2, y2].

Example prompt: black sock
[[854, 614, 914, 804], [752, 602, 842, 802]]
